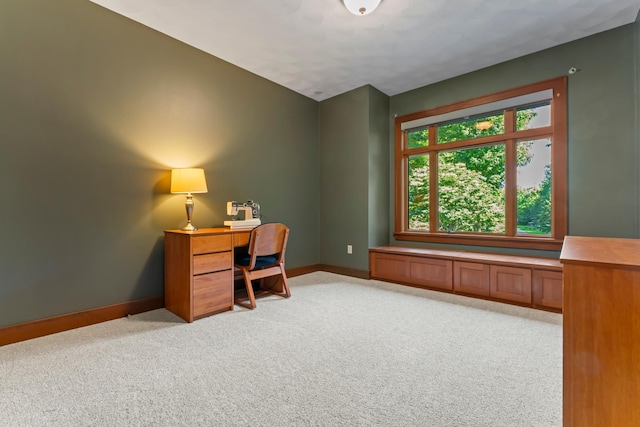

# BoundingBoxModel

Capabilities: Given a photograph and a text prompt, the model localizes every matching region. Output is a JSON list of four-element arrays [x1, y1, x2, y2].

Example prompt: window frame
[[394, 77, 567, 251]]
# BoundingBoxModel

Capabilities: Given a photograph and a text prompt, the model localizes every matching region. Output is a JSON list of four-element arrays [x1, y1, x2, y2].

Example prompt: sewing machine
[[223, 200, 261, 229]]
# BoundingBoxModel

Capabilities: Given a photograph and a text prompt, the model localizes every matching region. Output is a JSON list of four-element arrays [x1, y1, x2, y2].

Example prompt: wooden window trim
[[394, 77, 567, 251]]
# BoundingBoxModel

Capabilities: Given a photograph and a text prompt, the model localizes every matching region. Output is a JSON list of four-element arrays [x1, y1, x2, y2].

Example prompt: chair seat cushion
[[235, 254, 278, 268]]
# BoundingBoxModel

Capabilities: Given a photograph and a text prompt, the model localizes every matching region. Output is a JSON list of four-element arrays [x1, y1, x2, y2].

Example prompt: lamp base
[[182, 194, 197, 231], [181, 222, 197, 231]]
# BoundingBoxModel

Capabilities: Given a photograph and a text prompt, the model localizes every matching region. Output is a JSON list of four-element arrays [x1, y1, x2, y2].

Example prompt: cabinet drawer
[[371, 253, 410, 281], [454, 261, 490, 297], [193, 235, 232, 255], [193, 252, 231, 275], [490, 265, 532, 304], [371, 254, 453, 290], [371, 253, 452, 290], [193, 271, 233, 316], [532, 269, 562, 310], [408, 257, 452, 290]]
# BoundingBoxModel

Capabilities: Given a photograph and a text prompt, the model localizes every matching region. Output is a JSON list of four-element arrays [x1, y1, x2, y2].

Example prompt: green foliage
[[407, 107, 551, 234], [409, 154, 505, 232], [516, 109, 536, 131], [407, 129, 428, 148], [516, 165, 551, 233], [437, 110, 535, 190], [437, 161, 505, 232], [437, 113, 504, 144], [514, 137, 551, 234], [447, 145, 505, 188], [408, 155, 429, 230], [517, 187, 539, 225]]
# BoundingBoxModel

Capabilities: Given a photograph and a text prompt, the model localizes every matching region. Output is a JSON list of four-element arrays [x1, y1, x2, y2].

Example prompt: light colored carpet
[[0, 272, 562, 426]]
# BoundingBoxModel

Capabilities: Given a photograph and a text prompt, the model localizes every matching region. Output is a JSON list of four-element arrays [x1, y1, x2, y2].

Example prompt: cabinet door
[[532, 269, 562, 310], [490, 265, 532, 304], [454, 261, 490, 297], [370, 253, 410, 282], [409, 258, 452, 290], [371, 253, 452, 291]]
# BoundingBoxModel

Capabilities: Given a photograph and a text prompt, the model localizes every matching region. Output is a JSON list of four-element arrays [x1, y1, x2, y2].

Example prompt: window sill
[[394, 231, 564, 251]]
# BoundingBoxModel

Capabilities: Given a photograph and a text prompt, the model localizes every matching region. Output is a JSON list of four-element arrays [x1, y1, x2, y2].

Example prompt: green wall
[[318, 86, 389, 271], [389, 22, 640, 257], [367, 87, 391, 249], [0, 0, 319, 328], [318, 87, 370, 270]]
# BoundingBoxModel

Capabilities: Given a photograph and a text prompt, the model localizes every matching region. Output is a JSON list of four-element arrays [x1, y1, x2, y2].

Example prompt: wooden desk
[[561, 236, 640, 426], [164, 228, 251, 322]]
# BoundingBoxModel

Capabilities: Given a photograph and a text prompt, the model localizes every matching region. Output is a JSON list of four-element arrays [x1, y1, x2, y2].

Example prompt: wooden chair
[[234, 223, 291, 309]]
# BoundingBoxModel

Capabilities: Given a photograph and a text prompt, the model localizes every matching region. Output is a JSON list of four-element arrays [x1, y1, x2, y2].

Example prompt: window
[[395, 78, 567, 250]]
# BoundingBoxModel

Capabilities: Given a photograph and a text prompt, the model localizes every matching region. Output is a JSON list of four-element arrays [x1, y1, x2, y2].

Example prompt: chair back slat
[[248, 223, 289, 268]]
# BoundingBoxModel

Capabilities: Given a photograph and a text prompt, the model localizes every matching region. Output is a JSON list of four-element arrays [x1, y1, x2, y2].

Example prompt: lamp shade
[[170, 168, 208, 194], [342, 0, 382, 16]]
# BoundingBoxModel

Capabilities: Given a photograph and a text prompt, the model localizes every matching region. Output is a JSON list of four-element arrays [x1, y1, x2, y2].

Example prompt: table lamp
[[170, 168, 208, 231]]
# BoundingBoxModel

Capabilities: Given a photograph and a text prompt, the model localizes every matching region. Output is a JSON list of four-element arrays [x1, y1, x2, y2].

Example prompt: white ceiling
[[90, 0, 640, 101]]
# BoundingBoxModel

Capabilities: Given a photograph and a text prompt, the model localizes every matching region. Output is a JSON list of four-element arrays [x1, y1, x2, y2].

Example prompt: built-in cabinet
[[561, 236, 640, 426], [370, 246, 563, 312]]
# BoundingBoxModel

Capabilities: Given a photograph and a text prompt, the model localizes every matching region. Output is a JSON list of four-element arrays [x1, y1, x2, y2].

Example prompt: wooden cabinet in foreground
[[561, 236, 640, 426], [370, 246, 563, 312]]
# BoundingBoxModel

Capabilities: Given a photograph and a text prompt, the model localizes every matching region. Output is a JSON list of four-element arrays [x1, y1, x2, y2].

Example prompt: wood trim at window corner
[[395, 76, 568, 126], [394, 119, 405, 149], [504, 107, 517, 237], [504, 138, 517, 236], [394, 126, 406, 233]]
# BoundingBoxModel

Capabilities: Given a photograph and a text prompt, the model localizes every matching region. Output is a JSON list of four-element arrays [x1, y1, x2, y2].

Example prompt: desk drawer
[[194, 271, 233, 316], [193, 235, 232, 255], [193, 252, 231, 275]]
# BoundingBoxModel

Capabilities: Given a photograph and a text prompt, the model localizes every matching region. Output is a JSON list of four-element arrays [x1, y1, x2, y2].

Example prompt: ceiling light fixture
[[342, 0, 382, 16]]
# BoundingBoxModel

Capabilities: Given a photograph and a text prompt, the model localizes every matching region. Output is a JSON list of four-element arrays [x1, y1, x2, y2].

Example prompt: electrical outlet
[[347, 245, 353, 254]]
